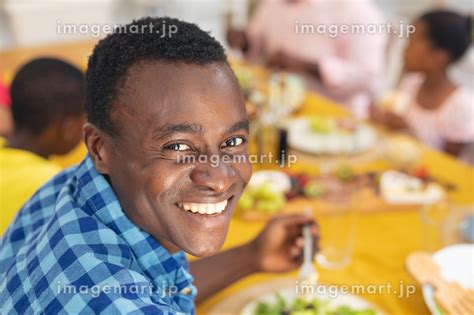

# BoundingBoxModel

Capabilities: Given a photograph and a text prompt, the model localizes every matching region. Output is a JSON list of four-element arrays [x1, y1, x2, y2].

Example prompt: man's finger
[[295, 237, 304, 247], [289, 246, 302, 258], [272, 213, 315, 228]]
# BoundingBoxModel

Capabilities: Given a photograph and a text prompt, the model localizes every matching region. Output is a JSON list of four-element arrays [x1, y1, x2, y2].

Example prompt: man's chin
[[181, 237, 227, 257]]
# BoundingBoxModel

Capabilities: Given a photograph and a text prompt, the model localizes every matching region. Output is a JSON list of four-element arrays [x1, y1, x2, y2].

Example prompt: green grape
[[336, 165, 354, 182], [309, 116, 336, 133], [255, 183, 280, 199], [255, 194, 285, 213], [237, 191, 255, 210], [304, 181, 326, 198]]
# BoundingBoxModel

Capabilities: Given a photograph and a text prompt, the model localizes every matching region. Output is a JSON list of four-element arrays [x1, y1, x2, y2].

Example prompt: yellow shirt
[[0, 140, 61, 235]]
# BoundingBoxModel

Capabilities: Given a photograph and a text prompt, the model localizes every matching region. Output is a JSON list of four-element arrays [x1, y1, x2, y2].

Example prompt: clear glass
[[419, 201, 451, 252], [316, 191, 357, 269]]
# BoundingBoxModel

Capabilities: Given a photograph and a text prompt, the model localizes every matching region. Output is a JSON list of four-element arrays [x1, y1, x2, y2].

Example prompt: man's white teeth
[[179, 199, 228, 215]]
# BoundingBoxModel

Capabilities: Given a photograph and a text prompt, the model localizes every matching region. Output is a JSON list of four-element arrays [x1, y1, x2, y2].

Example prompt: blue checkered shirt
[[0, 155, 197, 314]]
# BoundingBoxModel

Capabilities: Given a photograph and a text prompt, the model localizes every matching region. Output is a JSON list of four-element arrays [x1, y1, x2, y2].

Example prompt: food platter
[[287, 117, 378, 156], [237, 169, 448, 221]]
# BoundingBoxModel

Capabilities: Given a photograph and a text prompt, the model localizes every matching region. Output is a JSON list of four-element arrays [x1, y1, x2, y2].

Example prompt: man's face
[[102, 61, 252, 257]]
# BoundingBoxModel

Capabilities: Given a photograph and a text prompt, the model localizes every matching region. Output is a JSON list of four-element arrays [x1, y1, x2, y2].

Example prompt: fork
[[299, 208, 318, 286]]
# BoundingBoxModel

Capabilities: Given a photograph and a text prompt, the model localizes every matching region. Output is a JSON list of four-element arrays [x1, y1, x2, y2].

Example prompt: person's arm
[[369, 105, 411, 133], [226, 29, 249, 53], [190, 214, 318, 303], [444, 141, 466, 157], [266, 51, 321, 80]]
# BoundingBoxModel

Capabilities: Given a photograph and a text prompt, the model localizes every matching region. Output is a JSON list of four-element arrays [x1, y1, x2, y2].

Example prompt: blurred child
[[0, 58, 86, 235], [372, 10, 473, 159]]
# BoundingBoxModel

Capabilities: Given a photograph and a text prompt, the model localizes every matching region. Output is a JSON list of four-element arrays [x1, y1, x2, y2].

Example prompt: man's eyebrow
[[227, 119, 250, 134], [152, 123, 204, 140]]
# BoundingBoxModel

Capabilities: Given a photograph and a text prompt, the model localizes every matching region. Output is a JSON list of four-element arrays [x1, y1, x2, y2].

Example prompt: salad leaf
[[253, 295, 376, 315]]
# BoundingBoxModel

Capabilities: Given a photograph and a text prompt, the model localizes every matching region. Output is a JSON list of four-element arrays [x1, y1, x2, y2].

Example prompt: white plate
[[380, 170, 445, 205], [287, 118, 377, 155], [240, 285, 381, 315], [422, 244, 474, 315]]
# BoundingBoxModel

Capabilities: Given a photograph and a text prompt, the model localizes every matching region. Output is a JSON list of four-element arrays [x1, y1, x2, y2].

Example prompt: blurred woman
[[372, 10, 473, 160]]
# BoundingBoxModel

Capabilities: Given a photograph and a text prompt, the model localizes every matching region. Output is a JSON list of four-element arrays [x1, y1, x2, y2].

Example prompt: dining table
[[2, 40, 473, 315]]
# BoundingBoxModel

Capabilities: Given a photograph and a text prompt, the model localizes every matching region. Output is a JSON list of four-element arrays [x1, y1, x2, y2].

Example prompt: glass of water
[[316, 185, 357, 269]]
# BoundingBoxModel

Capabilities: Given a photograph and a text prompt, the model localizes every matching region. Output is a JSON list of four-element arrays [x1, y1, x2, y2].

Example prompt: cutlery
[[299, 208, 318, 286], [406, 252, 474, 315]]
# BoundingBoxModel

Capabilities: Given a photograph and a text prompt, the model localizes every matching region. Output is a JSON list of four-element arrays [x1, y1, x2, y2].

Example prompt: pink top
[[0, 77, 10, 107], [400, 74, 474, 150], [247, 0, 387, 117]]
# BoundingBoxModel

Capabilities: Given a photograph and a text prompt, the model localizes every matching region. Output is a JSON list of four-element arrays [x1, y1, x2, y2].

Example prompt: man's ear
[[83, 123, 112, 174]]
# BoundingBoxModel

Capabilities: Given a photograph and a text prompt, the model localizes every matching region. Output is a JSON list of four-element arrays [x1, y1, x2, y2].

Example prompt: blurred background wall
[[0, 0, 472, 90]]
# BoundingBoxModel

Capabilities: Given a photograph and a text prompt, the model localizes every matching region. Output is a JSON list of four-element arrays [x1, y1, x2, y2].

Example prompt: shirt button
[[180, 287, 192, 295]]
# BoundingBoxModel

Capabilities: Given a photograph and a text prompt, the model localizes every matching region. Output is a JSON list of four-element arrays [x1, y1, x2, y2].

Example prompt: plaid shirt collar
[[75, 155, 197, 305], [1, 154, 197, 313]]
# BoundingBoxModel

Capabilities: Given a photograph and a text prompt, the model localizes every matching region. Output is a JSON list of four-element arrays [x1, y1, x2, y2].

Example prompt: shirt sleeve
[[439, 89, 474, 143], [317, 6, 387, 96], [51, 255, 191, 315], [0, 78, 11, 107]]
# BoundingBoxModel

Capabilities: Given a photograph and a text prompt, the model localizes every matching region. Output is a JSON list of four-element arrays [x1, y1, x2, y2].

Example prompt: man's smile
[[173, 196, 237, 232], [176, 194, 235, 214], [178, 198, 229, 215]]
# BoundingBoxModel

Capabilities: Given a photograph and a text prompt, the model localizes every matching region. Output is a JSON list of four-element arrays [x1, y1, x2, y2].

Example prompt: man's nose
[[189, 158, 237, 193]]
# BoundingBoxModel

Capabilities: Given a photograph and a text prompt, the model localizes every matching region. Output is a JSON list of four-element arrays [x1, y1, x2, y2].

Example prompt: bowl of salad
[[240, 286, 380, 315]]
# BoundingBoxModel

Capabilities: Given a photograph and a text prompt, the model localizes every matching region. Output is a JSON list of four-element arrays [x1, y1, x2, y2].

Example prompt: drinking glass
[[419, 201, 451, 252], [316, 187, 357, 269]]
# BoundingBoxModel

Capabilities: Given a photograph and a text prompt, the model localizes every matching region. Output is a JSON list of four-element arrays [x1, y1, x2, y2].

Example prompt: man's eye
[[166, 143, 191, 151], [222, 137, 245, 148]]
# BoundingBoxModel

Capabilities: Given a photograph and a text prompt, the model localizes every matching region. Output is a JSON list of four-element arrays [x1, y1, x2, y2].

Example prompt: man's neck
[[159, 238, 182, 254], [7, 131, 50, 159]]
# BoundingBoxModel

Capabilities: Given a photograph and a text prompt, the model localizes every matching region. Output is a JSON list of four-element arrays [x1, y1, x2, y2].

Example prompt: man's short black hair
[[420, 10, 472, 62], [85, 16, 227, 136], [10, 57, 85, 134]]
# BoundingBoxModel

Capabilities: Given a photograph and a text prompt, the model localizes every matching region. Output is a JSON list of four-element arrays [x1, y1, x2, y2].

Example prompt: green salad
[[253, 294, 376, 315]]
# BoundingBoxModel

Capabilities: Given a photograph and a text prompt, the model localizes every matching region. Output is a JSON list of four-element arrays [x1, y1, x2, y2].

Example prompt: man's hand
[[191, 214, 318, 303], [266, 51, 320, 80], [250, 214, 319, 273], [226, 29, 248, 52], [267, 51, 305, 72]]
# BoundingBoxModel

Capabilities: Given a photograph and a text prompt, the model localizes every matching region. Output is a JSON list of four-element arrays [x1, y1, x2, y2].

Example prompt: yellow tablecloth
[[195, 93, 474, 315]]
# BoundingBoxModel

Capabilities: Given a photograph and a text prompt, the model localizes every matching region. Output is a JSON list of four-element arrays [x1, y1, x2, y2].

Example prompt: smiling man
[[0, 17, 317, 314]]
